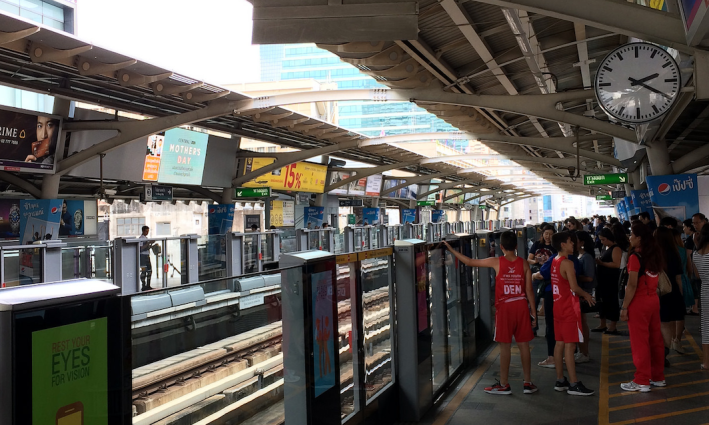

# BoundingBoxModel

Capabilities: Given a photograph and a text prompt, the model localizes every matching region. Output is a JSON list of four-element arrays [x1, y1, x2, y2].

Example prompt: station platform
[[414, 315, 708, 425]]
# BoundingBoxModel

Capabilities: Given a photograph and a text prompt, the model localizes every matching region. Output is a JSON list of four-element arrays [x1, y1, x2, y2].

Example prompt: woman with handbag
[[655, 227, 686, 361], [683, 219, 701, 316], [691, 224, 709, 371], [619, 223, 666, 392]]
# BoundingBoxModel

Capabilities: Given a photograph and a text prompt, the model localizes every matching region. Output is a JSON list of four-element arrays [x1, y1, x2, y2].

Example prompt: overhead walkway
[[414, 316, 708, 425]]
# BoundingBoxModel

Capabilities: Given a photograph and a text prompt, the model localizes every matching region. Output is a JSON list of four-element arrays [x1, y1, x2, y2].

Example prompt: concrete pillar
[[646, 138, 673, 176], [314, 155, 329, 207], [221, 187, 232, 205], [264, 197, 272, 228]]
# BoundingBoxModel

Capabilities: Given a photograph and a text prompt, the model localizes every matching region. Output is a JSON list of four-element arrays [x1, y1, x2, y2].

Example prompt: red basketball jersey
[[495, 256, 526, 307], [551, 255, 580, 322]]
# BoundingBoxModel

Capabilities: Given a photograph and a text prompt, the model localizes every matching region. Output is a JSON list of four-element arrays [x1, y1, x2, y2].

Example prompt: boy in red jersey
[[444, 231, 538, 395], [550, 232, 596, 396]]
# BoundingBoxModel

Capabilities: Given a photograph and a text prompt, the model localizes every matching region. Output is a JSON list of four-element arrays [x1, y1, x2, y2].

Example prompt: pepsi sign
[[646, 174, 699, 221]]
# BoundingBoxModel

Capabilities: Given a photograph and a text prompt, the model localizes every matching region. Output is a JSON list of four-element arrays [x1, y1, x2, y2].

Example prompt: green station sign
[[417, 201, 435, 206], [596, 194, 612, 200], [234, 187, 271, 198], [583, 173, 628, 185]]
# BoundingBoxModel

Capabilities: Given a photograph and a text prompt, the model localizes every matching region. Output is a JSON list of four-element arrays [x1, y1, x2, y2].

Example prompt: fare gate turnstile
[[344, 226, 383, 252], [296, 228, 336, 253], [427, 222, 444, 243], [404, 223, 424, 240], [515, 226, 529, 259]]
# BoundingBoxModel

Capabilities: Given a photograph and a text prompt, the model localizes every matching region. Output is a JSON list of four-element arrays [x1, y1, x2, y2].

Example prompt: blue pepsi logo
[[658, 183, 671, 195], [50, 207, 58, 214]]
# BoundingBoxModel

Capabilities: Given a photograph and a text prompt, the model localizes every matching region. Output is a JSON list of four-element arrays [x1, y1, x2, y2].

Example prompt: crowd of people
[[444, 212, 709, 396]]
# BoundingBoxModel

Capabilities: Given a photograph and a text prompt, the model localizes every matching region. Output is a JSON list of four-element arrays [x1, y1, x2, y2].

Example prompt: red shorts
[[554, 319, 584, 343], [494, 300, 533, 343]]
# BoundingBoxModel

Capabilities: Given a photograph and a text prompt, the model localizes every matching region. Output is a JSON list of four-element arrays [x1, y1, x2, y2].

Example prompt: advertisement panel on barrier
[[624, 196, 636, 216], [271, 200, 295, 227], [647, 174, 698, 222], [631, 190, 654, 221], [415, 251, 428, 332], [243, 158, 328, 193], [616, 200, 628, 222], [365, 174, 382, 197], [19, 199, 62, 245], [362, 208, 380, 226], [431, 210, 446, 223], [312, 270, 336, 397], [208, 204, 235, 235], [0, 106, 62, 174], [60, 200, 85, 236], [304, 206, 325, 229], [32, 317, 109, 425], [0, 199, 21, 239], [401, 209, 416, 224]]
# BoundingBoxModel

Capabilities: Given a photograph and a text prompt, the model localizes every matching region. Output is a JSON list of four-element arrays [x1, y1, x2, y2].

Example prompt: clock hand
[[628, 74, 659, 86], [631, 80, 671, 100]]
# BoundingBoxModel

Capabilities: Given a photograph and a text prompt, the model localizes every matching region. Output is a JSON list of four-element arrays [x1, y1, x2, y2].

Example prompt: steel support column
[[646, 139, 673, 176]]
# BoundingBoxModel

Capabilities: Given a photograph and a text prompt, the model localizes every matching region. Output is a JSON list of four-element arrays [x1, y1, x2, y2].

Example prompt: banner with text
[[401, 209, 416, 224], [431, 210, 446, 223], [631, 190, 655, 221], [19, 199, 62, 245], [243, 158, 327, 193], [208, 204, 235, 235], [362, 208, 380, 226], [647, 174, 699, 223], [143, 128, 209, 185], [271, 200, 295, 227], [304, 206, 325, 229]]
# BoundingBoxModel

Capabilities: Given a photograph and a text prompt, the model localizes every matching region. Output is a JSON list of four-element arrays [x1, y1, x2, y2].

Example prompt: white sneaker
[[574, 353, 590, 363], [650, 380, 666, 387], [620, 381, 651, 392]]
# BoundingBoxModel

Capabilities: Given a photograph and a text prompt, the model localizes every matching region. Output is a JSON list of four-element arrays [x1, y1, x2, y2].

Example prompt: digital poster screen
[[143, 128, 209, 185], [0, 106, 62, 174]]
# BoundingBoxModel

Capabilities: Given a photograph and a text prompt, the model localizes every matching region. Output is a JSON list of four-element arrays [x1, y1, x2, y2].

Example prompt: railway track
[[131, 286, 392, 424]]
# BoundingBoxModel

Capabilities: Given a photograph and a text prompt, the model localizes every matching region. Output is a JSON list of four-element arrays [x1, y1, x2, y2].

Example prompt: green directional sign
[[596, 194, 612, 200], [417, 201, 435, 206], [583, 173, 628, 185], [234, 187, 271, 198]]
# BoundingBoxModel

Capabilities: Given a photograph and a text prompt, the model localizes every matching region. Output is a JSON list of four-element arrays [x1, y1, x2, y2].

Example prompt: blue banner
[[207, 204, 235, 235], [362, 208, 380, 226], [19, 199, 62, 245], [59, 200, 85, 236], [543, 195, 552, 222], [401, 209, 416, 224], [624, 196, 636, 216], [631, 190, 654, 221], [304, 206, 324, 229], [616, 200, 628, 222], [431, 210, 446, 223], [647, 174, 698, 222]]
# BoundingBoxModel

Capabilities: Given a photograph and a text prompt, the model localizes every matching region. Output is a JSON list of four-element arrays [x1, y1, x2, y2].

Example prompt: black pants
[[544, 288, 555, 357], [599, 279, 620, 322], [140, 255, 152, 288]]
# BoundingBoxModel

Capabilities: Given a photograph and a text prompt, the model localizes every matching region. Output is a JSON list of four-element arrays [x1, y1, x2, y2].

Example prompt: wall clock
[[594, 42, 680, 124]]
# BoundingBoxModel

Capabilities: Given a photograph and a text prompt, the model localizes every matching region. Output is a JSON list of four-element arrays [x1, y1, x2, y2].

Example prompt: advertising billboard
[[312, 270, 336, 397], [365, 174, 383, 197], [348, 172, 367, 197], [142, 128, 209, 185], [271, 200, 295, 227], [0, 106, 62, 174], [327, 171, 351, 195], [647, 174, 699, 222], [19, 199, 62, 245], [243, 158, 328, 193], [304, 206, 325, 229], [208, 204, 235, 235]]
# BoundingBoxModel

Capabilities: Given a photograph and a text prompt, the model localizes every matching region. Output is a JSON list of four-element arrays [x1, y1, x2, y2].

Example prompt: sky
[[77, 0, 260, 85]]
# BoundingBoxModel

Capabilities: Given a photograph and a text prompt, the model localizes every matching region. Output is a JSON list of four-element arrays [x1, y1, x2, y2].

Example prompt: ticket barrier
[[492, 228, 511, 257], [296, 228, 336, 253], [404, 223, 424, 240], [344, 226, 375, 252], [493, 220, 501, 230], [474, 230, 495, 345], [444, 233, 478, 366], [427, 222, 444, 243], [280, 247, 397, 425], [0, 240, 65, 287], [0, 279, 126, 425], [394, 238, 467, 421]]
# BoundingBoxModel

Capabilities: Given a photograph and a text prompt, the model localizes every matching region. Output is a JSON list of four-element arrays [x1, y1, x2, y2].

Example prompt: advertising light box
[[142, 128, 209, 185], [365, 174, 383, 197], [242, 158, 328, 193], [0, 106, 62, 174], [348, 172, 367, 197], [327, 171, 351, 195]]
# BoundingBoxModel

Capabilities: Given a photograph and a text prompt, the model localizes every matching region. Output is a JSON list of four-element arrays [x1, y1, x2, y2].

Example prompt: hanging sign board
[[242, 158, 327, 193], [583, 173, 628, 185], [0, 106, 62, 174]]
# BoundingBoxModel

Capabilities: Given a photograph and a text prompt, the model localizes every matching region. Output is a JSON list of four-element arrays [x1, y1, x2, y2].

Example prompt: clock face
[[594, 43, 680, 124]]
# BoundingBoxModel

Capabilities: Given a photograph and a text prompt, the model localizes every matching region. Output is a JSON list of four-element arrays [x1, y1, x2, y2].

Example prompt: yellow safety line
[[599, 334, 610, 425], [607, 360, 697, 376], [685, 331, 704, 359], [608, 390, 709, 412], [432, 345, 500, 425], [608, 370, 696, 386], [608, 378, 709, 398], [609, 405, 709, 425]]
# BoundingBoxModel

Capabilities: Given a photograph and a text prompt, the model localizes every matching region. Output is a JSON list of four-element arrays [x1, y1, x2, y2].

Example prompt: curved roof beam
[[471, 0, 692, 52], [0, 171, 41, 198], [380, 172, 456, 194], [234, 89, 637, 141], [420, 154, 596, 171]]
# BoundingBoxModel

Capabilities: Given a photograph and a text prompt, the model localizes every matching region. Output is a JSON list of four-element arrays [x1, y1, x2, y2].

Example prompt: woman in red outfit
[[620, 223, 666, 392]]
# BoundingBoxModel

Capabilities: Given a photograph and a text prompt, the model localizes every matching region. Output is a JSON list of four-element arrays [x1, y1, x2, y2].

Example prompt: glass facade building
[[259, 44, 459, 139], [0, 0, 76, 113]]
